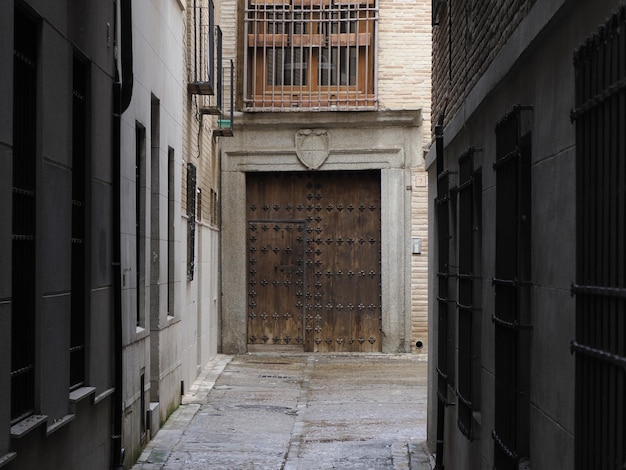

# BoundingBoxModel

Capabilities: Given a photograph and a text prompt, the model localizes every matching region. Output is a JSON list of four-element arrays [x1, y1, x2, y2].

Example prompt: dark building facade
[[427, 0, 626, 468], [1, 1, 118, 468]]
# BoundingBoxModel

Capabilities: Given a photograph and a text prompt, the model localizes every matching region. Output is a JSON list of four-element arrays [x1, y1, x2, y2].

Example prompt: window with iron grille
[[136, 123, 147, 327], [435, 126, 455, 405], [492, 105, 532, 469], [244, 0, 377, 111], [188, 0, 215, 95], [168, 148, 175, 317], [11, 6, 38, 424], [456, 147, 482, 440], [571, 7, 626, 468], [187, 163, 197, 281], [70, 54, 88, 390]]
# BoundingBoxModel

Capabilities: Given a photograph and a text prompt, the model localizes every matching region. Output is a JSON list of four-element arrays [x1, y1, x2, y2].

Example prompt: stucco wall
[[121, 0, 186, 463]]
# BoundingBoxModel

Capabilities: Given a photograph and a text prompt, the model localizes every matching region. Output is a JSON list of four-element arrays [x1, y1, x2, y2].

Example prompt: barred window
[[168, 148, 175, 317], [571, 7, 626, 468], [435, 124, 455, 405], [136, 123, 147, 327], [11, 5, 38, 424], [492, 105, 532, 469], [70, 54, 88, 390], [456, 148, 482, 440], [187, 163, 197, 281], [244, 0, 377, 111]]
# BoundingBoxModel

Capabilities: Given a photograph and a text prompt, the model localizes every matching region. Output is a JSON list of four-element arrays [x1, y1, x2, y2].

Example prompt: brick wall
[[377, 0, 432, 354], [378, 0, 432, 131], [217, 0, 432, 354], [183, 0, 221, 227], [432, 0, 536, 135], [411, 169, 429, 354]]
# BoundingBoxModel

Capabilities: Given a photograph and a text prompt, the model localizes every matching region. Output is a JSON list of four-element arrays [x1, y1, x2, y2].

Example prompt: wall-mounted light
[[412, 237, 422, 255]]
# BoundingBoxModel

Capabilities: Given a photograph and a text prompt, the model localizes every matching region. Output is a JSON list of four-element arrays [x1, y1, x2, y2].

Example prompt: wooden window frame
[[244, 0, 377, 110]]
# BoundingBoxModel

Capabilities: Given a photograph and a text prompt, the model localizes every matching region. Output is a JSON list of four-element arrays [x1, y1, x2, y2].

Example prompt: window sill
[[69, 386, 97, 413], [0, 452, 16, 468], [46, 414, 75, 436], [94, 387, 115, 405], [69, 386, 96, 404], [10, 415, 47, 439]]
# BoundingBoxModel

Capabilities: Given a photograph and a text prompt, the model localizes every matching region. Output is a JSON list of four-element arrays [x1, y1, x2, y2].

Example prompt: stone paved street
[[133, 353, 432, 470]]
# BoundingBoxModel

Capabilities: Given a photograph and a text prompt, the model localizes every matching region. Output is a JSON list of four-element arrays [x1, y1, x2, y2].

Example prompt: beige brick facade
[[217, 0, 431, 354]]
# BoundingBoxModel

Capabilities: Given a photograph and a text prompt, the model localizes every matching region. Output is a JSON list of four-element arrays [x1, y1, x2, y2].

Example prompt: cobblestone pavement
[[133, 353, 433, 470]]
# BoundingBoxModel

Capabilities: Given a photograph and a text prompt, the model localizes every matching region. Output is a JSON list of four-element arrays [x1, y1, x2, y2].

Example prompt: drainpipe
[[112, 0, 133, 468], [433, 116, 445, 470]]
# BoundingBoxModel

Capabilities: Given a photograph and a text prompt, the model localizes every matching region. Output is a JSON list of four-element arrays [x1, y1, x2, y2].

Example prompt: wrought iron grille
[[70, 54, 88, 390], [492, 105, 532, 469], [136, 124, 146, 327], [457, 147, 477, 440], [11, 7, 37, 424], [571, 7, 626, 468], [187, 163, 197, 281], [435, 125, 455, 401], [188, 0, 215, 95], [244, 0, 377, 111]]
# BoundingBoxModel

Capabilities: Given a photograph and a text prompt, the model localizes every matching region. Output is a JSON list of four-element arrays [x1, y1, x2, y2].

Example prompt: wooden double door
[[246, 171, 382, 352]]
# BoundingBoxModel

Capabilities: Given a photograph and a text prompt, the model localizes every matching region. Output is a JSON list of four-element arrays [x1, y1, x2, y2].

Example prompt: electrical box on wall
[[412, 237, 422, 255]]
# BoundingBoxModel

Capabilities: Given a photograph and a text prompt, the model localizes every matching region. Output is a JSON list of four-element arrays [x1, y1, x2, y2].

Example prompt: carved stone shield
[[295, 129, 330, 170]]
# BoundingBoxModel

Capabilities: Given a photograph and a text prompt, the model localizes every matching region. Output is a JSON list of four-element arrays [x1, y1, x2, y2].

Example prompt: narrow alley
[[133, 354, 431, 470]]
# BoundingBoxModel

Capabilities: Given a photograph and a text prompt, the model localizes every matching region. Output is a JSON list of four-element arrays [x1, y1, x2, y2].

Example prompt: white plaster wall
[[120, 0, 185, 461]]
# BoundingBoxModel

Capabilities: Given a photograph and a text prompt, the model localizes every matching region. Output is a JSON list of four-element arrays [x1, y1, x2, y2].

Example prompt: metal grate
[[435, 123, 456, 401], [188, 0, 215, 95], [11, 7, 37, 424], [571, 7, 626, 469], [187, 163, 197, 281], [136, 124, 147, 327], [456, 147, 476, 440], [244, 0, 377, 111], [70, 55, 88, 390], [492, 105, 532, 469]]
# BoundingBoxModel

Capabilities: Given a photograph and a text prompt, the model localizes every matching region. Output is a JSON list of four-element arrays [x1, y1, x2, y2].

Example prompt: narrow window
[[70, 54, 89, 390], [11, 6, 38, 424], [136, 123, 147, 327], [211, 188, 218, 227], [140, 372, 146, 440], [456, 148, 481, 439], [150, 96, 160, 328], [572, 9, 626, 467], [435, 124, 454, 403], [492, 105, 532, 469], [187, 162, 197, 281], [168, 147, 175, 317]]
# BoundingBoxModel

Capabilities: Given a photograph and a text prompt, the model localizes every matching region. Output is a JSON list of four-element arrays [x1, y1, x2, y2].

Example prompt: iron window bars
[[70, 54, 88, 391], [435, 124, 457, 404], [11, 7, 37, 425], [188, 0, 215, 95], [571, 7, 626, 469], [492, 104, 532, 470], [244, 0, 377, 111], [187, 163, 197, 281], [456, 147, 481, 440]]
